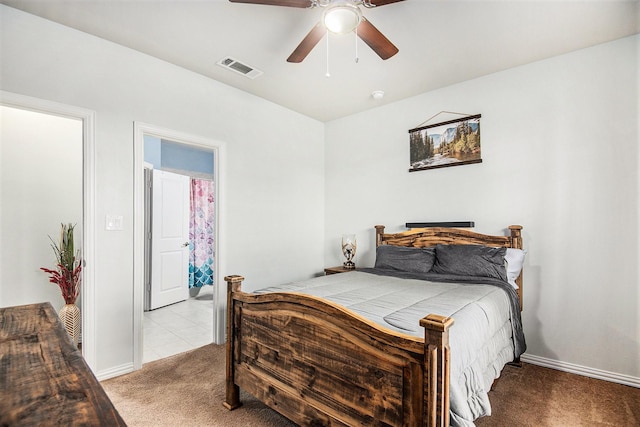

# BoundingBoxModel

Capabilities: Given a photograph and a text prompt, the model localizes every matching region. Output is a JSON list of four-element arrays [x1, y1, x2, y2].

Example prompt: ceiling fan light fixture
[[322, 4, 362, 35]]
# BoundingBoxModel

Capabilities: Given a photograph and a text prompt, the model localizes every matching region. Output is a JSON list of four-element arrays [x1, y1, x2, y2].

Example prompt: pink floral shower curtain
[[189, 178, 214, 288]]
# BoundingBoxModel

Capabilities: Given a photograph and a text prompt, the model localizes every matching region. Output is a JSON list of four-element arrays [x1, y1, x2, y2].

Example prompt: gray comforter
[[257, 268, 526, 426]]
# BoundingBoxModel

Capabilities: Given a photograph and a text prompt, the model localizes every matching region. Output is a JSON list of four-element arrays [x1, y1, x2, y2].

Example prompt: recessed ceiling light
[[372, 90, 385, 100]]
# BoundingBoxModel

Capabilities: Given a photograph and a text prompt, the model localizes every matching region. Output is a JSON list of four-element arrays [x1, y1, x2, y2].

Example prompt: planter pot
[[59, 303, 80, 347]]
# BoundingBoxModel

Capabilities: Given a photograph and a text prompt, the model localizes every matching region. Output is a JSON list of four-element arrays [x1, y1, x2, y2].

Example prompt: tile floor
[[143, 286, 214, 364]]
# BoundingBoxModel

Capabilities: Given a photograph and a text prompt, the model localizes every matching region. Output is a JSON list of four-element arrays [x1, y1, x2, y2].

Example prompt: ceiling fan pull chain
[[355, 25, 359, 63], [326, 30, 331, 77]]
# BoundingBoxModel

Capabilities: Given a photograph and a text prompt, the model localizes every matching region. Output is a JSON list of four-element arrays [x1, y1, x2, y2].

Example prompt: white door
[[150, 169, 190, 310]]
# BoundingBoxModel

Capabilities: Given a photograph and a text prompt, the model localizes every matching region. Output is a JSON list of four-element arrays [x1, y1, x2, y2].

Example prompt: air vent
[[217, 56, 263, 79]]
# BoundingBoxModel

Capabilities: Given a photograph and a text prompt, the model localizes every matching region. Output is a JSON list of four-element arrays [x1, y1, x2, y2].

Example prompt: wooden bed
[[224, 225, 523, 427]]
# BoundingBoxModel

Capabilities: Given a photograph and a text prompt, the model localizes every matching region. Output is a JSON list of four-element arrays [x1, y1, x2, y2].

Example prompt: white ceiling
[[2, 0, 638, 122]]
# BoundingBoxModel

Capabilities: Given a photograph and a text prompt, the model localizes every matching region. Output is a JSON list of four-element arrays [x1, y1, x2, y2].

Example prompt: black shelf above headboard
[[405, 221, 475, 228]]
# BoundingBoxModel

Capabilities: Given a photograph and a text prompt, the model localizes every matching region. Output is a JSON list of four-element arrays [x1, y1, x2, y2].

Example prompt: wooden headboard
[[375, 224, 524, 309]]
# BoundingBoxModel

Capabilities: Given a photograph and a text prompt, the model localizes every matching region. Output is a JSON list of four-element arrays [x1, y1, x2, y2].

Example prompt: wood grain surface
[[0, 303, 126, 426]]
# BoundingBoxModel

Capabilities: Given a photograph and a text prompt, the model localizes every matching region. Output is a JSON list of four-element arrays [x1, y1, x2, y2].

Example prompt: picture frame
[[408, 114, 481, 172]]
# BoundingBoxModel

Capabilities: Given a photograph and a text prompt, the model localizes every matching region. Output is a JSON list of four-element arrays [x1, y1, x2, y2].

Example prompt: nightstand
[[324, 266, 356, 275]]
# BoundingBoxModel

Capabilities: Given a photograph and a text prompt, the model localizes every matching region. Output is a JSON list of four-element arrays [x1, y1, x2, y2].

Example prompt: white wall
[[0, 106, 83, 309], [0, 5, 325, 376], [1, 4, 637, 384], [325, 35, 639, 381]]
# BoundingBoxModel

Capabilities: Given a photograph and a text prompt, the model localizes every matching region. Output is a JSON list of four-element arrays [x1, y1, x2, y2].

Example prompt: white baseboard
[[96, 363, 135, 381], [521, 354, 640, 389], [94, 355, 639, 387]]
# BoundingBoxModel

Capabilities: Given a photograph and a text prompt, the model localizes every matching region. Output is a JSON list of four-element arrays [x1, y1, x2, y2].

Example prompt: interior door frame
[[133, 122, 223, 370], [1, 90, 97, 370]]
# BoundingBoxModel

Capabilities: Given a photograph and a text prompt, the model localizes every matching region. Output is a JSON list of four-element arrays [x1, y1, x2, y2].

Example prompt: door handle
[[182, 242, 189, 247]]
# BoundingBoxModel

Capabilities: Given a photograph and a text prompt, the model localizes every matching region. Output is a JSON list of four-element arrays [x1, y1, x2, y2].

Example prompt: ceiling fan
[[229, 0, 405, 63]]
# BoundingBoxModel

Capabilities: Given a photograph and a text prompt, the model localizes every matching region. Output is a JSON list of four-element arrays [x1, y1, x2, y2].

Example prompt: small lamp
[[341, 234, 357, 269]]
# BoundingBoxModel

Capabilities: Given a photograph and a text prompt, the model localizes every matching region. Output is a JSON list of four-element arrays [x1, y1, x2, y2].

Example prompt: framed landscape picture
[[408, 114, 482, 172]]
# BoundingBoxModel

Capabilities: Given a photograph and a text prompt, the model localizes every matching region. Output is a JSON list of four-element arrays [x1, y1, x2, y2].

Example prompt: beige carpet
[[101, 344, 295, 427], [102, 344, 640, 426], [476, 362, 640, 426]]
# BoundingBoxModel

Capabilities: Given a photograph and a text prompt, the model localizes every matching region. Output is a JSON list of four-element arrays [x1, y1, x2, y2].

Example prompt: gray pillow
[[375, 245, 435, 274], [432, 244, 507, 281]]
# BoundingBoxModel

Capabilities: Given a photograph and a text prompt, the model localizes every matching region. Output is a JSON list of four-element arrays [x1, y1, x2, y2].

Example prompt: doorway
[[0, 91, 97, 370], [133, 123, 222, 370], [142, 139, 216, 363]]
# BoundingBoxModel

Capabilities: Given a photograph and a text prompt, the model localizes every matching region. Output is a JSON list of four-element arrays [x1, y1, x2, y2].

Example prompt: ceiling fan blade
[[357, 17, 398, 60], [368, 0, 406, 6], [287, 22, 325, 63], [228, 0, 311, 7]]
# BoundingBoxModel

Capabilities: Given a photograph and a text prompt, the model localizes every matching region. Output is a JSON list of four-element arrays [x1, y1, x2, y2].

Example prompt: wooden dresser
[[0, 302, 126, 426]]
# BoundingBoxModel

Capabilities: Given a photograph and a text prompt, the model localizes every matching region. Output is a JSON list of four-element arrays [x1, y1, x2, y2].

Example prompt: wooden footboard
[[223, 275, 454, 427]]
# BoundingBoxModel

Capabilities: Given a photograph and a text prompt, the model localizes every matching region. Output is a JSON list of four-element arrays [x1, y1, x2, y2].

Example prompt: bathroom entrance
[[133, 123, 221, 369]]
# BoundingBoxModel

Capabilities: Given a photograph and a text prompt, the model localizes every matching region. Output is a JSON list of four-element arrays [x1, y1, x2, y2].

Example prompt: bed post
[[508, 225, 524, 310], [421, 314, 455, 427], [375, 225, 385, 247], [508, 225, 523, 249], [223, 275, 244, 411]]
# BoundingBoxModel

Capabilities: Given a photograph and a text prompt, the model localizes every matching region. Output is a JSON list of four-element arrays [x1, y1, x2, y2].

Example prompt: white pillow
[[504, 248, 526, 289]]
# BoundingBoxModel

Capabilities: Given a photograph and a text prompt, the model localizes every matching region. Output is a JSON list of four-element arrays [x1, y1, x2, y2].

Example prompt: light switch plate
[[105, 214, 124, 231]]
